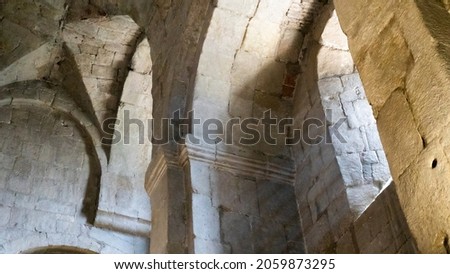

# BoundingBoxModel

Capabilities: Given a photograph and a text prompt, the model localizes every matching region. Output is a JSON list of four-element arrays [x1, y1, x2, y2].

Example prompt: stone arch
[[331, 0, 450, 253], [23, 246, 97, 254], [289, 1, 418, 254], [297, 3, 392, 220], [0, 80, 148, 254], [60, 1, 218, 253], [0, 81, 105, 223], [181, 0, 318, 254]]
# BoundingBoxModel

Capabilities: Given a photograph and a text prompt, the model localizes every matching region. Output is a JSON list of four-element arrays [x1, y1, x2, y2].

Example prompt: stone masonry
[[2, 0, 449, 254]]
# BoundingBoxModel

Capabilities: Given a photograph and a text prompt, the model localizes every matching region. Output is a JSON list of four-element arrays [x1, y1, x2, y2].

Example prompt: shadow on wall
[[58, 45, 103, 146], [0, 81, 102, 225]]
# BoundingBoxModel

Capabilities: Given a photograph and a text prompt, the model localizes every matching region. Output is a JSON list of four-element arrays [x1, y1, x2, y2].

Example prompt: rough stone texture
[[190, 163, 304, 254], [192, 0, 310, 156], [2, 0, 445, 255], [0, 103, 148, 253], [333, 0, 450, 253], [61, 15, 142, 132], [292, 3, 415, 254], [96, 38, 152, 234]]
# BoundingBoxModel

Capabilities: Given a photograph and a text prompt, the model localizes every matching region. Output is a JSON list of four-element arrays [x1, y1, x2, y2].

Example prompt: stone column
[[145, 146, 191, 253]]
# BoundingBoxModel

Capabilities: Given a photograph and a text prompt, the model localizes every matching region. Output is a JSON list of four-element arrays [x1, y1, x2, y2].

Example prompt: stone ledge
[[184, 141, 296, 185], [95, 210, 151, 238]]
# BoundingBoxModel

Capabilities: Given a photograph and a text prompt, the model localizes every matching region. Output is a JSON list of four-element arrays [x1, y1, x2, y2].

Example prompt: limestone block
[[353, 100, 376, 127], [7, 176, 32, 196], [346, 184, 380, 216], [131, 39, 152, 74], [190, 161, 211, 196], [75, 53, 96, 77], [330, 123, 365, 154], [372, 162, 391, 185], [254, 0, 292, 25], [340, 88, 363, 103], [215, 0, 259, 17], [397, 141, 450, 253], [242, 19, 281, 58], [203, 8, 249, 54], [0, 168, 9, 189], [0, 190, 15, 208], [104, 43, 134, 55], [231, 50, 262, 88], [79, 44, 99, 55], [356, 22, 411, 113], [197, 50, 234, 81], [96, 48, 115, 66], [221, 212, 252, 253], [211, 173, 240, 211], [0, 43, 57, 87], [405, 59, 450, 141], [192, 194, 221, 242], [65, 20, 99, 38], [122, 72, 152, 104], [38, 89, 57, 105], [341, 73, 365, 96], [317, 47, 354, 79], [318, 77, 344, 98], [362, 151, 378, 164], [314, 10, 349, 51], [322, 100, 346, 125], [92, 65, 117, 80], [194, 74, 230, 108], [336, 153, 364, 186], [376, 91, 423, 180], [35, 199, 76, 216]]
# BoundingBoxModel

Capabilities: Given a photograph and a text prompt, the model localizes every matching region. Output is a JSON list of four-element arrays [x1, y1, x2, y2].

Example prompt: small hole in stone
[[444, 235, 450, 254], [432, 159, 438, 169]]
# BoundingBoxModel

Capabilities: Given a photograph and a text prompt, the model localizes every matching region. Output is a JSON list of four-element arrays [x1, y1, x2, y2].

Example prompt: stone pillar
[[145, 146, 191, 253], [183, 141, 303, 254]]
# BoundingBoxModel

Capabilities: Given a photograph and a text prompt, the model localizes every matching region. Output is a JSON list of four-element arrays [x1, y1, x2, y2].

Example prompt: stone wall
[[61, 15, 142, 132], [188, 154, 302, 254], [0, 83, 148, 253], [293, 3, 415, 253], [2, 0, 443, 254], [95, 38, 153, 236], [334, 0, 450, 253]]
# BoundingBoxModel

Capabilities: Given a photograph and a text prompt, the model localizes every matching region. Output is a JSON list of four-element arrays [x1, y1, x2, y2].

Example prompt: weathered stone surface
[[215, 0, 259, 18], [221, 212, 252, 253], [398, 141, 450, 253], [377, 91, 423, 180], [192, 194, 221, 242], [317, 47, 354, 79]]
